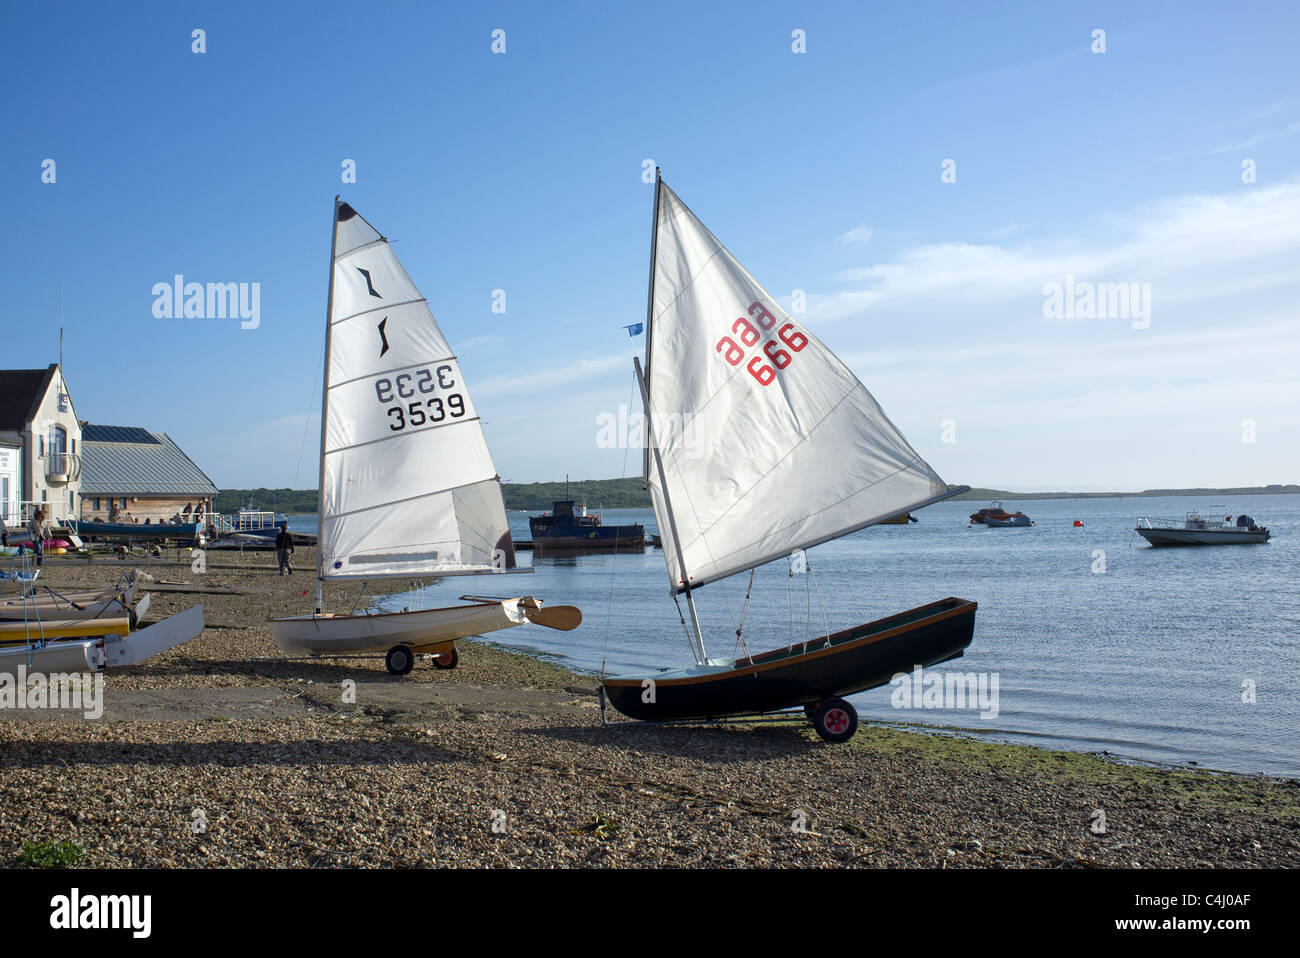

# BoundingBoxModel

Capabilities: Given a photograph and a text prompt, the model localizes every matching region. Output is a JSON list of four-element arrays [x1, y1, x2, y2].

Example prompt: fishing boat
[[599, 171, 977, 742], [528, 500, 645, 552], [969, 501, 1030, 525], [1135, 511, 1270, 546], [268, 199, 580, 675]]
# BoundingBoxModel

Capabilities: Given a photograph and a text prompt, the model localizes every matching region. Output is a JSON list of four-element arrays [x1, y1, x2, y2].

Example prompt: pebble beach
[[2, 549, 1297, 868]]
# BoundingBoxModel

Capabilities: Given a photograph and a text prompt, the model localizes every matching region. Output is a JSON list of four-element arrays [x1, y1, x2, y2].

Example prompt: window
[[48, 426, 67, 473], [121, 498, 127, 509], [93, 497, 100, 511]]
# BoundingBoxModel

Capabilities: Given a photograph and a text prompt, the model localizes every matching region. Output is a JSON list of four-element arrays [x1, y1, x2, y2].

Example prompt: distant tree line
[[213, 488, 320, 515], [214, 481, 1295, 516], [502, 478, 651, 510]]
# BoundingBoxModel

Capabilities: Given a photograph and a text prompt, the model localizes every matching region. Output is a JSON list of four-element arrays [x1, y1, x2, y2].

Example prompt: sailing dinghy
[[269, 199, 580, 675], [600, 172, 977, 742], [0, 573, 149, 624]]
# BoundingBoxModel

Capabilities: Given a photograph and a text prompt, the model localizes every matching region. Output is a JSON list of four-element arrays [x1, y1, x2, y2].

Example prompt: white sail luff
[[645, 180, 958, 593], [315, 197, 342, 606]]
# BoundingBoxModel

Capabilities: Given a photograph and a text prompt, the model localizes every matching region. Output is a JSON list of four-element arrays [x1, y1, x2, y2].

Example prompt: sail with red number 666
[[601, 171, 978, 742]]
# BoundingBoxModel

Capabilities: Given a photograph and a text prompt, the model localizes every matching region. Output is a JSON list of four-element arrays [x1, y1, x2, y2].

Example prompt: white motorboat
[[1136, 511, 1271, 546]]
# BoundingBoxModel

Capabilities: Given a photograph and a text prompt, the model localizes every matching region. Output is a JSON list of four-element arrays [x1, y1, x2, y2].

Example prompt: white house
[[0, 364, 83, 525]]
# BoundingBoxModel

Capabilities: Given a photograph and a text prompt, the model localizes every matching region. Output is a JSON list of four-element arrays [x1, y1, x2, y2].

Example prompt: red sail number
[[714, 301, 807, 386]]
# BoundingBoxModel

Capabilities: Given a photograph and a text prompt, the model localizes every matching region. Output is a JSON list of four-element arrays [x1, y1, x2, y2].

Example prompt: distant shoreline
[[217, 481, 1299, 513], [954, 484, 1300, 501]]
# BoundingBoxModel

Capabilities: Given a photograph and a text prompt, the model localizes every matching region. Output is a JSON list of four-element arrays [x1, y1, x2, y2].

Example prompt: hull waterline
[[1136, 528, 1270, 546]]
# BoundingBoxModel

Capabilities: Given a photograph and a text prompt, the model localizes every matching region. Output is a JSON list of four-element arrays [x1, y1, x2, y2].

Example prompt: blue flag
[[623, 323, 644, 337]]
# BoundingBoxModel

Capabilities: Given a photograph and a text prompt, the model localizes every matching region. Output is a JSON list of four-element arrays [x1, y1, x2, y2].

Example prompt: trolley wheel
[[811, 697, 858, 743], [431, 647, 460, 670], [385, 645, 415, 676]]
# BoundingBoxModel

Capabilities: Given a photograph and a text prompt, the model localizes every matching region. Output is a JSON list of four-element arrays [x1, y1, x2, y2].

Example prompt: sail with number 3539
[[599, 172, 978, 741], [269, 198, 581, 676]]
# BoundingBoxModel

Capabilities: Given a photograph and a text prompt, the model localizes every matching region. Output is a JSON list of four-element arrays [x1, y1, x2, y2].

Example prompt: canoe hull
[[268, 599, 529, 655], [601, 597, 977, 722]]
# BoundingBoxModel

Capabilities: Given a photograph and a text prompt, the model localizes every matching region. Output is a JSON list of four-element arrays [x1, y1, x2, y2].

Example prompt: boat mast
[[634, 356, 708, 666], [315, 196, 341, 615], [641, 167, 661, 484]]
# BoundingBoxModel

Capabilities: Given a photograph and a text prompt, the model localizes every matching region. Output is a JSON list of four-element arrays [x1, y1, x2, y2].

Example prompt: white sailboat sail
[[643, 179, 961, 594], [319, 201, 517, 579]]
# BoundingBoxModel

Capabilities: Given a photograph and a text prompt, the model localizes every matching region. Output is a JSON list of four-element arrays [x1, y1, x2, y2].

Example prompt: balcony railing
[[44, 452, 81, 483]]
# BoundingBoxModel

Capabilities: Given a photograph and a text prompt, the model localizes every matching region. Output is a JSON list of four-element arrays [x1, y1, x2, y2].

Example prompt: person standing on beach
[[26, 508, 47, 566], [275, 522, 294, 575]]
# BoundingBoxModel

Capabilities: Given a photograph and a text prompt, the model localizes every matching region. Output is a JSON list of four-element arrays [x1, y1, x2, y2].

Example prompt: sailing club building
[[0, 363, 219, 527]]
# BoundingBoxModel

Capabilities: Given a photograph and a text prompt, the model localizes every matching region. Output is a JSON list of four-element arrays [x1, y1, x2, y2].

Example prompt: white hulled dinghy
[[600, 171, 977, 741], [269, 199, 579, 675], [0, 573, 149, 624], [0, 605, 205, 678]]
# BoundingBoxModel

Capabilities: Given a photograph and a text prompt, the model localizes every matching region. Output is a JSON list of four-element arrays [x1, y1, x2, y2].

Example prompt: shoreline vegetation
[[3, 549, 1297, 868], [216, 481, 1300, 515]]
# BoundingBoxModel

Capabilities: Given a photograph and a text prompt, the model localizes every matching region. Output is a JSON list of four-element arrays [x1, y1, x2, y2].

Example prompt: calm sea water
[[297, 494, 1299, 777]]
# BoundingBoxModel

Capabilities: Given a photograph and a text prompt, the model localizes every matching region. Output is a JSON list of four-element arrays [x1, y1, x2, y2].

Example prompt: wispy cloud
[[835, 224, 873, 246], [1157, 120, 1300, 162]]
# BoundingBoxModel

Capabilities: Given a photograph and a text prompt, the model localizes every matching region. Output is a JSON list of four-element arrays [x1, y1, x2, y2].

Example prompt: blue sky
[[2, 0, 1297, 490]]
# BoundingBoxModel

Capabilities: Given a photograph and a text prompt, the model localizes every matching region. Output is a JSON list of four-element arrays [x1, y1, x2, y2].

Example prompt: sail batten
[[644, 180, 957, 593], [317, 202, 516, 580]]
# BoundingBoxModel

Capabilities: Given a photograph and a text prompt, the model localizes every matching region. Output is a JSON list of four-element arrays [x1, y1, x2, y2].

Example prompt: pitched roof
[[80, 426, 219, 496], [0, 365, 57, 430]]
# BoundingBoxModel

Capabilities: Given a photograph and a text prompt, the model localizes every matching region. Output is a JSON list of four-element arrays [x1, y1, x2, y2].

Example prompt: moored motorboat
[[528, 500, 645, 552], [969, 501, 1031, 525], [877, 512, 919, 525], [1136, 511, 1270, 546], [984, 514, 1033, 527]]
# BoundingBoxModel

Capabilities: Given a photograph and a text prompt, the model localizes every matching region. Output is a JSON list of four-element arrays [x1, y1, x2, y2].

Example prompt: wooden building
[[79, 425, 219, 523]]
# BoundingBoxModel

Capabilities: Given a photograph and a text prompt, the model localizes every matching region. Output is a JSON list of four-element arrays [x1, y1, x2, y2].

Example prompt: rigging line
[[294, 336, 327, 492], [602, 367, 638, 658], [671, 593, 694, 652], [787, 559, 796, 653], [809, 565, 832, 649], [733, 569, 755, 660]]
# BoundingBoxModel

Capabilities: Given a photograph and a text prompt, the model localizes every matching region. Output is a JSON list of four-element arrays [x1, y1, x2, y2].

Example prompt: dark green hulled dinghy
[[599, 171, 978, 742]]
